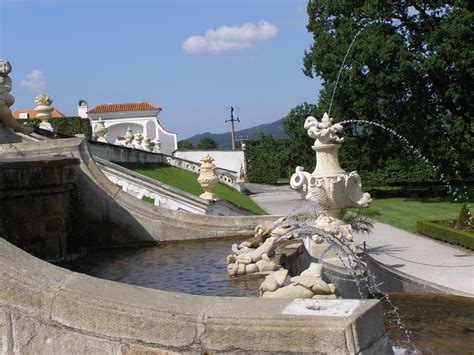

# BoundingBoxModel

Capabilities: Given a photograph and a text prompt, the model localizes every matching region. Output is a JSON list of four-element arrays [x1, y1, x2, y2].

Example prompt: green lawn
[[132, 165, 266, 215], [367, 196, 471, 233]]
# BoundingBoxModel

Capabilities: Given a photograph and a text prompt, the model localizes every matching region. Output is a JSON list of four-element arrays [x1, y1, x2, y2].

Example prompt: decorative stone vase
[[133, 130, 143, 149], [124, 127, 133, 146], [197, 154, 218, 200], [290, 112, 372, 217], [142, 135, 151, 151], [94, 118, 108, 143], [289, 112, 372, 259], [153, 139, 161, 153], [34, 94, 54, 131]]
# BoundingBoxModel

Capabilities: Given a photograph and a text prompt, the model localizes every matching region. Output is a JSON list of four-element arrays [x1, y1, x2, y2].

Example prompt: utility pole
[[225, 106, 240, 150]]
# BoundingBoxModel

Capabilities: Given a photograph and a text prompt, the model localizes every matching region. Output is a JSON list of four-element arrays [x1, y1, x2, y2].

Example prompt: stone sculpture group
[[115, 126, 161, 153], [227, 111, 372, 300]]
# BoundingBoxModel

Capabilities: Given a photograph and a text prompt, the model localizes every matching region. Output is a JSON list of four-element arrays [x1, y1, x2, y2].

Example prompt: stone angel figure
[[0, 59, 34, 135]]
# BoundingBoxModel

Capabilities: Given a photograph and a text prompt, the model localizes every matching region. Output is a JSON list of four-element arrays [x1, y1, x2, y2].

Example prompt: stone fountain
[[225, 112, 374, 299], [289, 112, 372, 259], [290, 112, 372, 216]]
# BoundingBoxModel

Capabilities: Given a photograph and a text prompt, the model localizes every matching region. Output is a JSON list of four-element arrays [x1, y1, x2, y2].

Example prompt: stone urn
[[133, 130, 143, 149], [94, 118, 108, 143], [290, 113, 372, 217], [153, 139, 161, 153], [124, 127, 133, 146], [142, 134, 151, 151], [289, 112, 372, 259], [34, 94, 54, 131], [198, 154, 218, 200]]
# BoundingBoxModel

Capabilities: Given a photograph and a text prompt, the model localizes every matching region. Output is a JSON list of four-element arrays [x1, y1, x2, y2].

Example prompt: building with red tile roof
[[13, 108, 65, 119], [78, 100, 177, 155]]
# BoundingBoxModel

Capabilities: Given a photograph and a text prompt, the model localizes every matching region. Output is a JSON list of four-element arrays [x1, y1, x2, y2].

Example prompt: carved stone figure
[[197, 154, 218, 200], [227, 237, 279, 276], [0, 59, 34, 135], [261, 263, 336, 299], [94, 118, 108, 143]]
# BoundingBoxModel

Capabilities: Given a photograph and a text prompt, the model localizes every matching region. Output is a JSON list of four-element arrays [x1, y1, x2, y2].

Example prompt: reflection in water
[[63, 240, 474, 353], [64, 239, 262, 297], [385, 293, 474, 354]]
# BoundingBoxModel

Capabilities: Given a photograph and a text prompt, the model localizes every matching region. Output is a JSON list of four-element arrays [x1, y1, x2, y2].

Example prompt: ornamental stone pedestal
[[290, 112, 372, 258], [198, 154, 218, 200], [34, 94, 54, 131]]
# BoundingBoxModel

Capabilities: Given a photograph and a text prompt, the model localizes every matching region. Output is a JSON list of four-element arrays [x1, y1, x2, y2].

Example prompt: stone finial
[[94, 118, 108, 142], [153, 139, 161, 153], [132, 130, 143, 149], [197, 154, 218, 200], [142, 134, 151, 151], [124, 127, 133, 145], [236, 163, 246, 183], [34, 94, 54, 131], [0, 59, 34, 137], [304, 112, 344, 145]]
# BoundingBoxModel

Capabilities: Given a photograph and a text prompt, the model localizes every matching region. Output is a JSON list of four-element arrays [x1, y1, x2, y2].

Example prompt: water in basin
[[63, 239, 474, 354]]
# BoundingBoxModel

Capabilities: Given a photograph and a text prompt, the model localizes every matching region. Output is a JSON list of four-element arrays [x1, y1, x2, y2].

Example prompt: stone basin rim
[[0, 236, 390, 353], [0, 155, 80, 169]]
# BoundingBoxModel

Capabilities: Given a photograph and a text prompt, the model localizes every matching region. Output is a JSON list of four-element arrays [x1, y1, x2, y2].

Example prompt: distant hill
[[184, 118, 287, 149]]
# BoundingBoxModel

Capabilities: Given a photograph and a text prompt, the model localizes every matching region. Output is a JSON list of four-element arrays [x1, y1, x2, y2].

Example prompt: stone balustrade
[[96, 157, 252, 216]]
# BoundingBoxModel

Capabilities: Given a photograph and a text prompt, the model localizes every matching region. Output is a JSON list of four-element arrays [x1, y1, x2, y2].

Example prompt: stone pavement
[[249, 184, 474, 297]]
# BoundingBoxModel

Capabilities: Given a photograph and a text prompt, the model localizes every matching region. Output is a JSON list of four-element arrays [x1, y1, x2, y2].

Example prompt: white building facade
[[78, 100, 178, 155]]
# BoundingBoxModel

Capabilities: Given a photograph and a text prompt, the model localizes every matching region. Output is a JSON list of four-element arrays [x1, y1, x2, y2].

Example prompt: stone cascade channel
[[0, 57, 472, 353], [0, 57, 395, 353]]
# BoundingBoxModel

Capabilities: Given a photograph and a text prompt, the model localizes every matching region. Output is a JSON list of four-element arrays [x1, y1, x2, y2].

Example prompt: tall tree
[[178, 140, 194, 150], [196, 137, 218, 149], [303, 1, 473, 179]]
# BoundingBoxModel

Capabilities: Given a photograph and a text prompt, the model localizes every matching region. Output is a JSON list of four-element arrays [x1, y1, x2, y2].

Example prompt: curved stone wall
[[0, 238, 392, 353], [0, 138, 277, 247]]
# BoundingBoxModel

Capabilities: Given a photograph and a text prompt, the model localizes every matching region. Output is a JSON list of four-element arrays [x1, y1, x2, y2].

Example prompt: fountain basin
[[0, 237, 392, 354]]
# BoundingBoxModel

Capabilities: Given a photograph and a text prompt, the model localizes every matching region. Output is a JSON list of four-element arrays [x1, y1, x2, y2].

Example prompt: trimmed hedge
[[18, 117, 92, 139], [416, 220, 474, 250]]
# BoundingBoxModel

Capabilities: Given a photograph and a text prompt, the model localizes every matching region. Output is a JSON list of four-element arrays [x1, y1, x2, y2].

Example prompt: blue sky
[[1, 0, 322, 139]]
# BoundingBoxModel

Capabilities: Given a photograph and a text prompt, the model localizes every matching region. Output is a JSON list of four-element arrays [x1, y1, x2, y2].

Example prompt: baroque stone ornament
[[152, 138, 161, 153], [197, 154, 218, 200], [132, 130, 143, 149], [261, 263, 336, 299], [124, 127, 134, 146], [94, 118, 108, 143], [0, 59, 34, 136], [34, 94, 54, 131], [142, 134, 151, 151], [290, 112, 372, 217]]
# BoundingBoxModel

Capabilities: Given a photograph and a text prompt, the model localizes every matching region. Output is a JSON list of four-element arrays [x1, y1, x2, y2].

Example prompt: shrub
[[456, 204, 472, 229], [416, 220, 474, 250], [19, 117, 92, 139], [245, 135, 289, 184]]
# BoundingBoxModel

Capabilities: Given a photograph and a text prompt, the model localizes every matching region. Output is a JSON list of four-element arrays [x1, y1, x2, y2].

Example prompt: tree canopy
[[300, 0, 473, 180], [177, 140, 194, 150], [196, 137, 218, 150]]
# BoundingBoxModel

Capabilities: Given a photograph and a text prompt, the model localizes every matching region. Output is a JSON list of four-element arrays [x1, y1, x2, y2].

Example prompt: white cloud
[[182, 20, 278, 54], [20, 69, 47, 92]]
